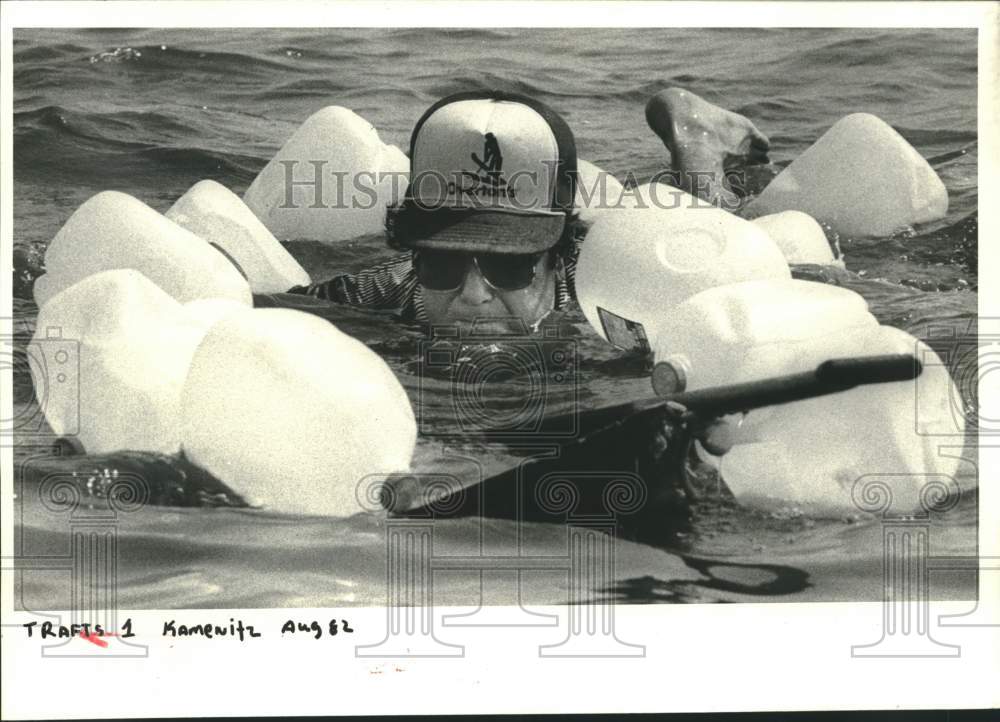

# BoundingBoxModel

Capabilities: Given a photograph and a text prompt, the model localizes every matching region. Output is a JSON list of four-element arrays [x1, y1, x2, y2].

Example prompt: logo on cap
[[444, 132, 517, 205], [472, 132, 503, 178]]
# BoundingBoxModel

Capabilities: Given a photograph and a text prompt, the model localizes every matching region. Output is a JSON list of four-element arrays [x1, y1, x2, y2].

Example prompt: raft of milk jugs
[[576, 205, 963, 513], [30, 188, 417, 517]]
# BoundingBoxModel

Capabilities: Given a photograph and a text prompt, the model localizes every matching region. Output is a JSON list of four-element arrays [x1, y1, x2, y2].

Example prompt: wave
[[252, 77, 355, 101], [14, 104, 267, 186], [90, 44, 304, 75], [894, 126, 978, 147], [909, 212, 977, 276], [418, 72, 556, 101], [14, 42, 92, 62], [137, 146, 264, 181], [254, 80, 424, 105], [777, 30, 973, 69], [14, 131, 264, 189], [385, 28, 520, 42], [16, 105, 189, 149], [616, 78, 705, 104]]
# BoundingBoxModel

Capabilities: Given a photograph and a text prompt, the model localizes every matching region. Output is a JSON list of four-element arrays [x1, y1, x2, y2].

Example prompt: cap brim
[[390, 206, 565, 254]]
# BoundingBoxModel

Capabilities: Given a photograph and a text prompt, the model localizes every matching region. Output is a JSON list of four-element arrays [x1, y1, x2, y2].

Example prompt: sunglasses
[[414, 249, 546, 292]]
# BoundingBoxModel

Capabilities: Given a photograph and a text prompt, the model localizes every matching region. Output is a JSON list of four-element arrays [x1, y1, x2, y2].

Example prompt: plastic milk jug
[[575, 205, 790, 353]]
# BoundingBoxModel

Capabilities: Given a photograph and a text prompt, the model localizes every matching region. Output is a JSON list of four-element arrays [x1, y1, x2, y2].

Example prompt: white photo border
[[2, 1, 998, 717]]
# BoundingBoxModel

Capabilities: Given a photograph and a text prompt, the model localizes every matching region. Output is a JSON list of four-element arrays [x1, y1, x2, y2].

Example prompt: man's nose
[[457, 262, 494, 304]]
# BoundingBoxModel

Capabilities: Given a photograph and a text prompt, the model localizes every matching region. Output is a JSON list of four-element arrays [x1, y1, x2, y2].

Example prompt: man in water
[[288, 88, 766, 333], [289, 90, 580, 333], [287, 89, 750, 462]]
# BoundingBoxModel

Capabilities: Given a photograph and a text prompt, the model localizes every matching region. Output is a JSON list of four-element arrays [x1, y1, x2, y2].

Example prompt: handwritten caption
[[22, 618, 354, 643]]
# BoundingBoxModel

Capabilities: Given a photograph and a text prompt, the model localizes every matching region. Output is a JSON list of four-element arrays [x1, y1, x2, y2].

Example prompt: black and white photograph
[[3, 0, 998, 717]]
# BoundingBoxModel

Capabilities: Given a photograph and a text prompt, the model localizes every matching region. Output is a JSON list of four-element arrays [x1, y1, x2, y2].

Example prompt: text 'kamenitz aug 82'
[[22, 618, 355, 642]]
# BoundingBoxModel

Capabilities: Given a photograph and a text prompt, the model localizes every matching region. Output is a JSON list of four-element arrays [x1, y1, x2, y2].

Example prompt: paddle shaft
[[661, 354, 923, 417]]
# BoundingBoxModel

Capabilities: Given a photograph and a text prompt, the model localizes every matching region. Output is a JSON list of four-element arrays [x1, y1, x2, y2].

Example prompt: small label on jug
[[597, 306, 651, 355]]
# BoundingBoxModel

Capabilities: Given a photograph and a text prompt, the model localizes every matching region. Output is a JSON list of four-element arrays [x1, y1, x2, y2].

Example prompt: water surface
[[11, 28, 979, 607]]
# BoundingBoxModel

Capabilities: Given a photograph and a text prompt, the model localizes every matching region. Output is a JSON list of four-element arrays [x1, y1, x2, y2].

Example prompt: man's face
[[419, 251, 557, 334]]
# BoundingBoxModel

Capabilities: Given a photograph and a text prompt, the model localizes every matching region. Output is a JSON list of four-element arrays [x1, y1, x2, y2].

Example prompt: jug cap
[[652, 356, 689, 397]]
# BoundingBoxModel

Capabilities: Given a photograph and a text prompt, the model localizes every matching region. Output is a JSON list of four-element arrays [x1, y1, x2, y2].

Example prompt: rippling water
[[11, 28, 978, 607]]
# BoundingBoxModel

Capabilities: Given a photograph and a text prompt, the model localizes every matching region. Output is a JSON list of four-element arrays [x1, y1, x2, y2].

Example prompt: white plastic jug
[[719, 324, 965, 514], [751, 210, 838, 266], [651, 279, 877, 396], [243, 106, 409, 242], [575, 206, 790, 351], [574, 158, 624, 223], [33, 191, 252, 309], [745, 113, 948, 237], [29, 269, 244, 454], [166, 179, 311, 294], [180, 308, 417, 517]]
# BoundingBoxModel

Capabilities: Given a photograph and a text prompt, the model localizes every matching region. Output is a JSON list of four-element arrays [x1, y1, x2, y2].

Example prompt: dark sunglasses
[[413, 249, 546, 292]]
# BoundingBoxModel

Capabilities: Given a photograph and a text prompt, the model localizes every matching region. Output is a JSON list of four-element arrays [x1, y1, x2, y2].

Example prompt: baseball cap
[[388, 91, 578, 254]]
